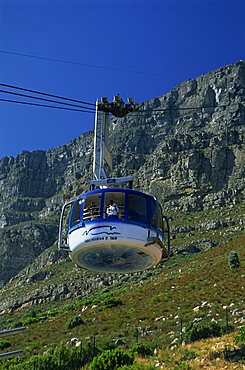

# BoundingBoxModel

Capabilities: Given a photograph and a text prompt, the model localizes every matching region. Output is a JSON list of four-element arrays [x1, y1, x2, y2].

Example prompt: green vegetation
[[0, 339, 11, 350], [179, 349, 196, 360], [103, 296, 122, 309], [90, 348, 134, 370], [1, 342, 95, 370], [234, 327, 245, 348], [228, 250, 240, 269], [169, 201, 245, 250], [0, 214, 244, 369], [65, 315, 84, 329], [185, 321, 222, 342], [130, 343, 153, 357], [119, 365, 155, 370]]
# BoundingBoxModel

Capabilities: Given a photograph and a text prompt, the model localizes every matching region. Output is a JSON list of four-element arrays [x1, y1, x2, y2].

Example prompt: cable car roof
[[74, 187, 157, 202]]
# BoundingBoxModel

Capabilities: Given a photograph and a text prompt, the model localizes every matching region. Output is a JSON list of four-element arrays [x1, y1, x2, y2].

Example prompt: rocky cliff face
[[111, 60, 245, 210], [0, 60, 244, 288], [0, 132, 93, 287]]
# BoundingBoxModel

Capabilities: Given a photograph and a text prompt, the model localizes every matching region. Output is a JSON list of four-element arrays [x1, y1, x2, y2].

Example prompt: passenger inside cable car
[[106, 199, 119, 218]]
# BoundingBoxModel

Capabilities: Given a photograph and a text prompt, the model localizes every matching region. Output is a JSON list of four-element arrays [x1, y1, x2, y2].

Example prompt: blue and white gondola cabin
[[59, 187, 170, 273]]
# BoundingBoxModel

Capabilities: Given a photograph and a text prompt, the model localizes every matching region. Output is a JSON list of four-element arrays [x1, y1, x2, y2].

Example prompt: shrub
[[180, 349, 196, 360], [46, 308, 60, 317], [234, 327, 245, 348], [90, 348, 134, 370], [5, 341, 95, 370], [185, 321, 221, 342], [221, 323, 234, 335], [228, 251, 240, 269], [119, 365, 155, 369], [79, 294, 100, 306], [65, 315, 84, 329], [103, 296, 122, 309], [23, 317, 39, 326], [11, 321, 23, 329], [173, 363, 192, 370], [0, 339, 11, 350], [99, 338, 117, 351], [29, 309, 37, 318], [59, 303, 75, 313], [130, 343, 153, 357], [104, 297, 122, 308]]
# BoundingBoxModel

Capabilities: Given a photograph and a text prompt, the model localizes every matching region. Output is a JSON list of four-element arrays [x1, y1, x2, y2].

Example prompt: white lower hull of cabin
[[68, 221, 164, 273]]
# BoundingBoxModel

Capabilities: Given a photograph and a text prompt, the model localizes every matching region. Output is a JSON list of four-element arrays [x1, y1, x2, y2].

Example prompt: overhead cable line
[[0, 83, 96, 106], [0, 83, 235, 115], [136, 106, 225, 113], [0, 96, 238, 116], [126, 101, 237, 116], [0, 89, 96, 111], [0, 98, 95, 113], [0, 50, 162, 77], [0, 82, 239, 116]]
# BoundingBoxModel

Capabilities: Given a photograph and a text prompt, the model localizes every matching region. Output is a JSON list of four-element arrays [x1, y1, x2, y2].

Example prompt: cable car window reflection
[[104, 192, 125, 218], [84, 195, 101, 221], [158, 206, 164, 241], [128, 194, 147, 224], [70, 200, 82, 227], [149, 199, 158, 229]]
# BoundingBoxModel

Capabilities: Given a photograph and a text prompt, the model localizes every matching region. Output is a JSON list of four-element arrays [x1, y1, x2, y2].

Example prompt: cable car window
[[158, 205, 163, 232], [158, 206, 164, 240], [128, 194, 147, 224], [84, 194, 101, 221], [70, 200, 82, 227], [104, 192, 125, 219], [149, 198, 158, 229]]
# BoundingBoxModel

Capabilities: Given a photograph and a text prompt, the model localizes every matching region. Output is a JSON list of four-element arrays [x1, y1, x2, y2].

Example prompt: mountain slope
[[0, 60, 244, 289], [0, 235, 244, 369]]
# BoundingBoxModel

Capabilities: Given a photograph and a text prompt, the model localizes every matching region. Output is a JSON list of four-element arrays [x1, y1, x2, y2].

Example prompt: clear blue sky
[[0, 0, 244, 159]]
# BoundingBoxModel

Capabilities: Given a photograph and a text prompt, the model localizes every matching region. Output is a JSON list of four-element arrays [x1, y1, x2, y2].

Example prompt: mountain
[[0, 60, 244, 293]]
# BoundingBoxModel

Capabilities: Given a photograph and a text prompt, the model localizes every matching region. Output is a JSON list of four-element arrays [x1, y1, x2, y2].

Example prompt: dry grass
[[145, 333, 245, 369]]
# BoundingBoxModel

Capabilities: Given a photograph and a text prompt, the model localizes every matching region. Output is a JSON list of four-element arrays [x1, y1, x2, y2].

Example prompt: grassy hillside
[[0, 232, 244, 369], [1, 201, 244, 305]]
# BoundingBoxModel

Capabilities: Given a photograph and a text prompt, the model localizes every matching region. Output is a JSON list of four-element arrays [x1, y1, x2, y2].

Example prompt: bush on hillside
[[98, 338, 117, 351], [185, 321, 222, 342], [228, 251, 240, 269], [180, 349, 197, 360], [65, 315, 84, 329], [0, 339, 11, 350], [130, 343, 153, 357], [23, 317, 40, 326], [29, 309, 37, 318], [90, 348, 134, 370], [221, 323, 234, 335], [5, 342, 95, 370], [118, 365, 155, 369], [11, 321, 23, 329], [234, 327, 245, 348], [103, 296, 122, 308]]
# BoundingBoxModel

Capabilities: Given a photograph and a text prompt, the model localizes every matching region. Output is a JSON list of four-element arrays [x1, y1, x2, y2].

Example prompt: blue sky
[[0, 0, 244, 159]]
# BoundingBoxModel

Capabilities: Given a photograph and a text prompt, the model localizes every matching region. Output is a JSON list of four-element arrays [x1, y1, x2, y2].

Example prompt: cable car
[[58, 96, 171, 273], [59, 186, 170, 273]]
